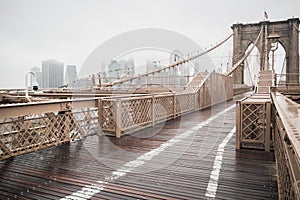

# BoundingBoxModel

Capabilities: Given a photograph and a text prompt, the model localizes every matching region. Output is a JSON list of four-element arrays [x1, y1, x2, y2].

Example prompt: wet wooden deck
[[0, 95, 278, 199]]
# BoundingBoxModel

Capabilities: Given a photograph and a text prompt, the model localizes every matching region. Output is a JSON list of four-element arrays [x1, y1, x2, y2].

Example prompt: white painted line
[[205, 126, 236, 199], [62, 104, 235, 199]]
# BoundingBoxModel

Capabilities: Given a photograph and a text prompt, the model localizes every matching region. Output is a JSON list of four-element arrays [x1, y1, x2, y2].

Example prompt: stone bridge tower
[[232, 18, 299, 84]]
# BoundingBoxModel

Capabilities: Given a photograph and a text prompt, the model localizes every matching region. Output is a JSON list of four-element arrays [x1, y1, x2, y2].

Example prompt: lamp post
[[267, 31, 280, 72], [25, 72, 37, 99]]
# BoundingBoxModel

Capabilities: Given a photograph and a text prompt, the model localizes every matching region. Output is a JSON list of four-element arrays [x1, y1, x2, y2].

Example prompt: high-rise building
[[127, 59, 135, 77], [73, 78, 93, 88], [170, 50, 183, 87], [106, 60, 121, 82], [65, 65, 77, 87], [118, 59, 128, 77], [118, 59, 135, 78], [30, 66, 42, 87], [42, 60, 64, 88], [146, 60, 155, 85]]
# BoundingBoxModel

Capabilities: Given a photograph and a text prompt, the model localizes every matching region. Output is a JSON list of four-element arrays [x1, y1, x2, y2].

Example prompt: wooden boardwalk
[[0, 94, 278, 199]]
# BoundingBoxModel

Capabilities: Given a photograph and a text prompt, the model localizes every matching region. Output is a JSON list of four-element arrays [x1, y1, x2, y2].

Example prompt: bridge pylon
[[231, 18, 299, 85]]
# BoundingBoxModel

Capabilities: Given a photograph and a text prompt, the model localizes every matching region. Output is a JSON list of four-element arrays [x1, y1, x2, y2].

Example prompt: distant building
[[146, 59, 155, 72], [30, 66, 42, 87], [119, 59, 135, 77], [118, 59, 128, 77], [42, 60, 64, 88], [126, 59, 135, 77], [65, 65, 77, 87], [146, 60, 156, 85], [73, 78, 93, 88], [106, 60, 121, 82], [170, 50, 183, 87]]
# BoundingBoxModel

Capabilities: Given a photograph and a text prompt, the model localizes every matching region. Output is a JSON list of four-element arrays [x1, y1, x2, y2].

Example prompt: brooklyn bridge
[[0, 18, 299, 199]]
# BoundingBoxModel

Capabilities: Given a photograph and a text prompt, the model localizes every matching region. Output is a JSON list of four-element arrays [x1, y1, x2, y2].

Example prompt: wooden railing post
[[115, 100, 121, 138], [173, 93, 176, 118], [98, 98, 103, 135], [236, 100, 241, 150], [265, 101, 271, 152], [152, 95, 155, 126], [202, 83, 206, 108], [194, 93, 197, 111]]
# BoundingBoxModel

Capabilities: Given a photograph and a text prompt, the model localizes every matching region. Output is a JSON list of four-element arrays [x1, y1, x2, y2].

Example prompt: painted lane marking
[[62, 104, 235, 199], [205, 127, 236, 199]]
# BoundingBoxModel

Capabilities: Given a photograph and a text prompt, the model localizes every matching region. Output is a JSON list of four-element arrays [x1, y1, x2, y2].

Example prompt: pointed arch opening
[[268, 42, 286, 84], [243, 43, 260, 86]]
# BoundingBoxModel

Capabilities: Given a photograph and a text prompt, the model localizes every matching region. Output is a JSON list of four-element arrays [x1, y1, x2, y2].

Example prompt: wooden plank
[[0, 98, 97, 118], [236, 101, 241, 150]]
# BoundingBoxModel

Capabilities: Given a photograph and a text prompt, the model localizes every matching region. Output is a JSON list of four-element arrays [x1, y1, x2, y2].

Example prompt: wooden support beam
[[115, 100, 121, 138], [236, 101, 241, 150], [265, 101, 271, 152], [98, 98, 103, 134], [0, 98, 98, 118]]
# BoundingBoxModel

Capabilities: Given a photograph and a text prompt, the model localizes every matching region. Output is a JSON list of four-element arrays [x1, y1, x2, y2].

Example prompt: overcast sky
[[0, 0, 299, 88]]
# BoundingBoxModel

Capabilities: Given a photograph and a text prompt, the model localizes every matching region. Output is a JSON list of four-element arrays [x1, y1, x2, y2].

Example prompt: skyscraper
[[127, 59, 135, 77], [170, 50, 183, 87], [107, 60, 121, 82], [146, 60, 155, 85], [65, 65, 77, 87], [118, 59, 128, 77], [42, 60, 64, 88]]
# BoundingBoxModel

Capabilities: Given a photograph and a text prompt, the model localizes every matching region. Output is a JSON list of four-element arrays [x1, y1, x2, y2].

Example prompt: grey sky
[[0, 0, 299, 88]]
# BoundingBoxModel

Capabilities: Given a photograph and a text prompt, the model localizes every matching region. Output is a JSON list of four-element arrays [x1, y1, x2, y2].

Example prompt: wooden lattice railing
[[271, 92, 300, 199], [236, 94, 272, 151], [0, 72, 233, 159], [0, 99, 99, 160], [236, 79, 300, 199], [100, 72, 233, 137]]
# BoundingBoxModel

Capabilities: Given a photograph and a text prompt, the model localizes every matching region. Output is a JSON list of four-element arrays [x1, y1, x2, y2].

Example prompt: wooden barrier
[[233, 86, 253, 95], [0, 72, 233, 159], [0, 98, 99, 160], [100, 72, 233, 137], [271, 92, 300, 199], [236, 94, 271, 151]]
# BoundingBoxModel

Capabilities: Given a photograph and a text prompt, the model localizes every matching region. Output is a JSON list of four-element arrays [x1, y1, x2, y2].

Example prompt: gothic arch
[[244, 43, 260, 86], [231, 18, 299, 84], [268, 42, 286, 74]]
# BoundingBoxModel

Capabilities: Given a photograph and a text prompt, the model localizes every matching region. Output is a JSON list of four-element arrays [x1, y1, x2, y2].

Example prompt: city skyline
[[0, 0, 299, 88], [29, 62, 79, 88]]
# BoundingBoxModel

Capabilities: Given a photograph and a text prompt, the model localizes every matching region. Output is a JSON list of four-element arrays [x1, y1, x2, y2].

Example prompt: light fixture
[[267, 30, 280, 71]]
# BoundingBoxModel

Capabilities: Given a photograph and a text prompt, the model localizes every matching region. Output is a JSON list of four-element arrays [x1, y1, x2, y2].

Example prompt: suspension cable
[[245, 59, 255, 86], [102, 33, 233, 87], [278, 57, 286, 84], [188, 33, 233, 60]]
